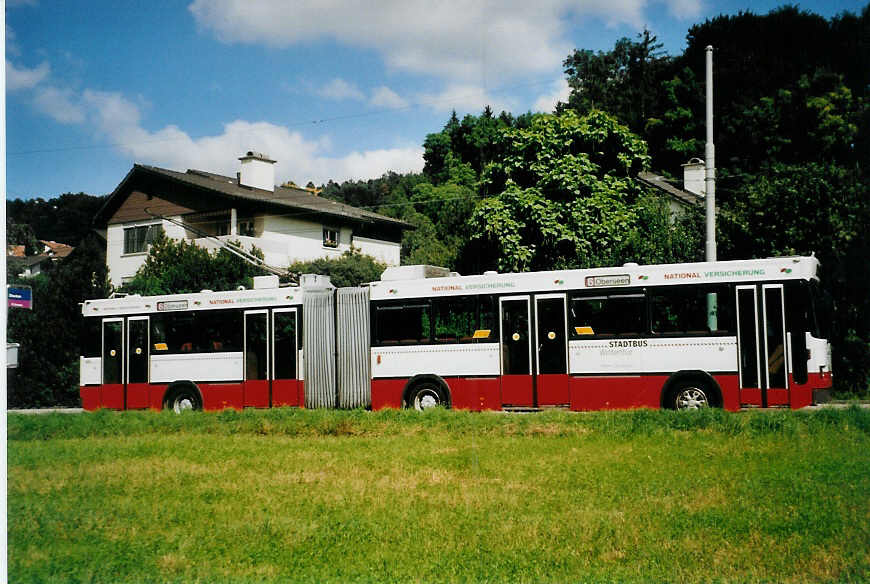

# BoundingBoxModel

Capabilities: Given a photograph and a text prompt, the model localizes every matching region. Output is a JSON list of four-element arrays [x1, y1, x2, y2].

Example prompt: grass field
[[8, 407, 870, 583]]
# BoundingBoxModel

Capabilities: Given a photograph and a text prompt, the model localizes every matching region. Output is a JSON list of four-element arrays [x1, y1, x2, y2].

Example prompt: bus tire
[[662, 373, 722, 411], [163, 383, 202, 413], [407, 378, 450, 411]]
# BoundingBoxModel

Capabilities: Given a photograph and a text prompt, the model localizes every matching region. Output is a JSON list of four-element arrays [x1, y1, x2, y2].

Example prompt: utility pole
[[706, 46, 718, 330], [705, 45, 716, 264]]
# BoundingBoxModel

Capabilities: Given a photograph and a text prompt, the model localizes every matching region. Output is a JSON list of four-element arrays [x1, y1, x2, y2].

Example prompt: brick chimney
[[238, 151, 276, 192]]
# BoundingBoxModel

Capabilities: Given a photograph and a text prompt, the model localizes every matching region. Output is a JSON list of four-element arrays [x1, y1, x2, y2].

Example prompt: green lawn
[[8, 407, 870, 583]]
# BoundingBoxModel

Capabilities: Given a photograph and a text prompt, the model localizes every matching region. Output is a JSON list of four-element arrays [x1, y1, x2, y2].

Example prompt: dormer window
[[323, 227, 339, 248]]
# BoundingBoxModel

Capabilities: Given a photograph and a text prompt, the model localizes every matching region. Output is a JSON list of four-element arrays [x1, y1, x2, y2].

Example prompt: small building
[[637, 158, 706, 216], [93, 152, 411, 287], [7, 240, 75, 278]]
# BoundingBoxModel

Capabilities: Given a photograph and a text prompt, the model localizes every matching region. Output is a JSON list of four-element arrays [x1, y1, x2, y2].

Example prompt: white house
[[94, 152, 411, 287]]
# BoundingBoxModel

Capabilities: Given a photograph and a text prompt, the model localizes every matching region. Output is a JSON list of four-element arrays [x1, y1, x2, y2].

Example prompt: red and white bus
[[80, 256, 832, 412]]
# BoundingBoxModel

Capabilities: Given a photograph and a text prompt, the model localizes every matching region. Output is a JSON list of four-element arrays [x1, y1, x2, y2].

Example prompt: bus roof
[[368, 256, 820, 301], [81, 285, 306, 317]]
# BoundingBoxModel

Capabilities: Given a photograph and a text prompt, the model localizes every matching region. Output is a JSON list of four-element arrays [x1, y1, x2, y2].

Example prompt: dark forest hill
[[7, 192, 106, 251]]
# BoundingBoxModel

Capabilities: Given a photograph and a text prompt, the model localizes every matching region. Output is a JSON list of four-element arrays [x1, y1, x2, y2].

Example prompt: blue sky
[[6, 0, 866, 200]]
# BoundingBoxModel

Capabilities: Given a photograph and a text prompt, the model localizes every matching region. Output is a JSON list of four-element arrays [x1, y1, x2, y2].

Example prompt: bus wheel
[[164, 384, 202, 413], [409, 382, 447, 411], [671, 382, 710, 410]]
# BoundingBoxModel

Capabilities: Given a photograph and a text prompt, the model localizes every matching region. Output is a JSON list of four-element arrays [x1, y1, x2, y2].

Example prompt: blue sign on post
[[8, 286, 33, 310]]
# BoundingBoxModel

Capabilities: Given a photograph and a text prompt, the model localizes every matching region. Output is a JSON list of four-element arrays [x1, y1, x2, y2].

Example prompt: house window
[[323, 227, 339, 248], [123, 224, 163, 254]]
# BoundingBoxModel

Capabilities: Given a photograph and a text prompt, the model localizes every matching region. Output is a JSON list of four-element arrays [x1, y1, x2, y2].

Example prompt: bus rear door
[[736, 285, 790, 407]]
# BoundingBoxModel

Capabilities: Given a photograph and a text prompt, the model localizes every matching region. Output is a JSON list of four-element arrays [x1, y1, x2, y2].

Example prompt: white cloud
[[189, 0, 660, 84], [317, 78, 365, 101], [6, 25, 21, 56], [6, 60, 49, 90], [33, 86, 86, 123], [369, 86, 408, 109], [533, 78, 571, 113], [663, 0, 703, 20], [80, 89, 423, 185], [416, 83, 515, 115]]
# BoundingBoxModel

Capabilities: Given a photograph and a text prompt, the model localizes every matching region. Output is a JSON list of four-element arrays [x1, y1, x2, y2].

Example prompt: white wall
[[107, 218, 185, 287], [109, 213, 400, 286], [353, 236, 400, 266]]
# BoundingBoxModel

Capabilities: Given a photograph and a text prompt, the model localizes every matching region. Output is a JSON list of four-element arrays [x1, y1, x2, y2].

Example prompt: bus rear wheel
[[670, 382, 711, 410], [164, 384, 202, 413], [408, 381, 448, 411]]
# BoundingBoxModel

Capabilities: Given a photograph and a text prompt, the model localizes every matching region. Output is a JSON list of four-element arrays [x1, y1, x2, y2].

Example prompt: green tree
[[6, 192, 106, 247], [7, 233, 110, 407], [288, 249, 386, 287], [563, 30, 672, 135], [466, 110, 699, 272]]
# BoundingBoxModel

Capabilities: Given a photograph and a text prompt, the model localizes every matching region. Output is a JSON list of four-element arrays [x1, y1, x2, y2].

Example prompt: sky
[[5, 0, 867, 200]]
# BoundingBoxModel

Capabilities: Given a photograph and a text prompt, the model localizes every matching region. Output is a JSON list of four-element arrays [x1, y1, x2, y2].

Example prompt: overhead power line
[[8, 76, 561, 157]]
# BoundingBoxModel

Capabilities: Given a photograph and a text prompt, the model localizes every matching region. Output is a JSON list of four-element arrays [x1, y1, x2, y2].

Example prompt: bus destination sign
[[157, 300, 188, 311], [585, 275, 630, 288]]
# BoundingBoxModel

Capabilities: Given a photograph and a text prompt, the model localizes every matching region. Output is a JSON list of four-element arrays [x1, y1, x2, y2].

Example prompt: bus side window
[[478, 295, 497, 342], [569, 294, 646, 338], [197, 310, 242, 352], [81, 318, 102, 358], [150, 316, 168, 352], [374, 302, 432, 345], [433, 296, 480, 343], [650, 285, 734, 335]]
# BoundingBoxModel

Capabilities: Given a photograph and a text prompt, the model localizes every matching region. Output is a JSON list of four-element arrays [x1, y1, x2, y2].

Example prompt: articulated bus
[[80, 256, 832, 413]]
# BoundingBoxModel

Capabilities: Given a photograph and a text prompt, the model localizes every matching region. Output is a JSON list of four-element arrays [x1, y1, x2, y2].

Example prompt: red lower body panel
[[569, 376, 665, 411], [713, 375, 741, 412], [448, 378, 500, 411], [149, 385, 168, 410], [80, 386, 100, 411], [101, 384, 124, 410], [372, 377, 502, 411], [126, 383, 150, 409], [201, 384, 244, 411], [243, 380, 269, 408], [371, 379, 407, 410], [500, 375, 533, 407], [537, 374, 570, 406], [273, 379, 303, 407]]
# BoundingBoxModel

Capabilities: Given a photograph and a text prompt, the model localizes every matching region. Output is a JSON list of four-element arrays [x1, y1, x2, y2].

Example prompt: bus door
[[272, 308, 301, 407], [736, 285, 790, 407], [535, 294, 569, 406], [126, 316, 150, 409], [500, 296, 534, 407], [244, 310, 270, 407], [101, 318, 124, 409]]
